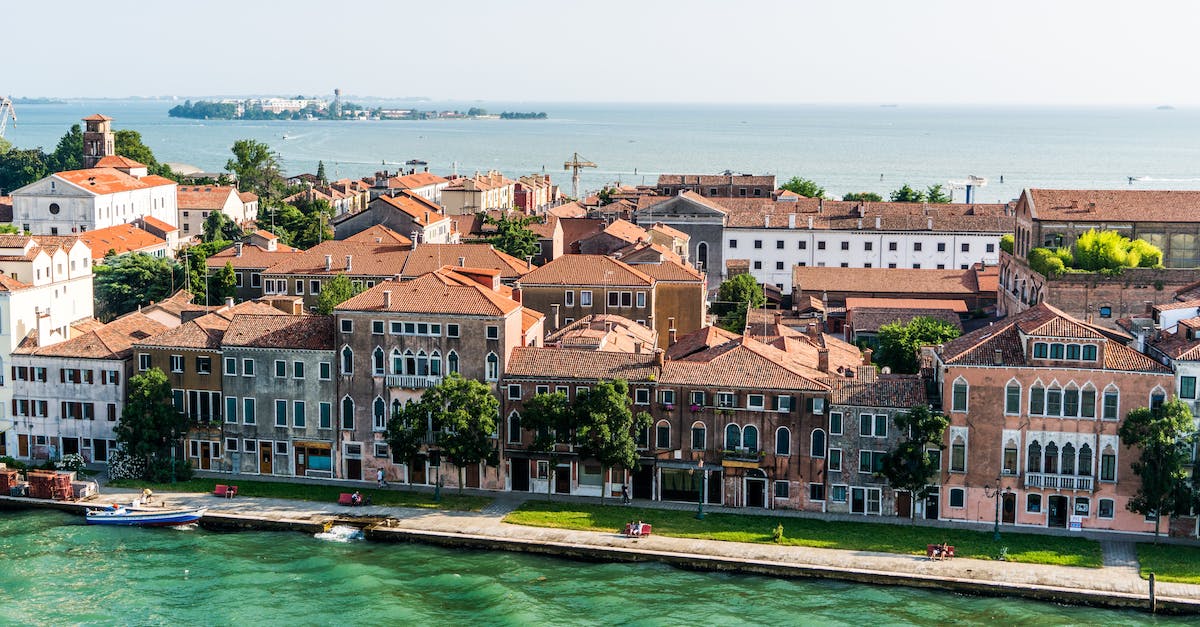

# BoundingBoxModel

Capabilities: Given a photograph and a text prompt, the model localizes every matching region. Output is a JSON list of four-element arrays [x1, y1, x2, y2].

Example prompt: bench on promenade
[[213, 484, 238, 499], [623, 523, 652, 537], [338, 493, 370, 506], [926, 544, 955, 560]]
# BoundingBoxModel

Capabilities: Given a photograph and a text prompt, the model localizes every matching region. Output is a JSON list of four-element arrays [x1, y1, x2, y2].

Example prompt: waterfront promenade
[[6, 479, 1200, 615]]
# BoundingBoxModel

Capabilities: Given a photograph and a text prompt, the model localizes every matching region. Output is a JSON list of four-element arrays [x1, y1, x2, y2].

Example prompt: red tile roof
[[343, 224, 414, 246], [793, 266, 982, 295], [14, 311, 168, 358], [94, 155, 147, 169], [662, 335, 829, 391], [139, 215, 178, 233], [336, 270, 522, 316], [505, 347, 660, 381], [400, 244, 528, 278], [222, 314, 334, 350], [206, 239, 301, 270], [55, 168, 175, 195], [519, 254, 653, 287], [1025, 189, 1200, 223], [372, 191, 446, 226], [845, 297, 969, 314], [79, 223, 165, 259], [177, 185, 240, 210]]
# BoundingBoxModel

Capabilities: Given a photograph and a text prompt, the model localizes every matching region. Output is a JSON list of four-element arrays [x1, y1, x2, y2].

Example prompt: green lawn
[[108, 478, 490, 512], [1138, 543, 1200, 584], [504, 501, 1104, 568]]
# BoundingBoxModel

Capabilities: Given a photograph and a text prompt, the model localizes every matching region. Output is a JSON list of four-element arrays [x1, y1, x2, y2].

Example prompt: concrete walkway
[[85, 482, 1200, 609]]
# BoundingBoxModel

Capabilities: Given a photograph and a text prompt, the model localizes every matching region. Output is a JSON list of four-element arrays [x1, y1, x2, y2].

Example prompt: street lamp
[[984, 481, 1012, 541], [694, 460, 705, 520]]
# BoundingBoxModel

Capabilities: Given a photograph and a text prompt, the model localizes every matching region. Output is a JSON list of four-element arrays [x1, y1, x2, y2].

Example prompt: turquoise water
[[0, 510, 1184, 626], [6, 100, 1200, 202]]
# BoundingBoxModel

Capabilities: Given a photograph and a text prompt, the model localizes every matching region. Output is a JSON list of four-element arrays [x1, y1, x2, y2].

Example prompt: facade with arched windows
[[935, 302, 1175, 533]]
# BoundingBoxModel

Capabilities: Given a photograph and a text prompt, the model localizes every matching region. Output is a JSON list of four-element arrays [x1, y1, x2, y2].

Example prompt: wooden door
[[511, 459, 530, 492], [295, 448, 308, 477], [466, 464, 481, 488], [895, 491, 912, 518], [199, 442, 212, 470], [259, 442, 273, 474], [346, 457, 362, 481], [18, 434, 29, 457], [1002, 493, 1017, 524], [554, 464, 571, 494], [746, 479, 766, 508], [409, 458, 426, 484]]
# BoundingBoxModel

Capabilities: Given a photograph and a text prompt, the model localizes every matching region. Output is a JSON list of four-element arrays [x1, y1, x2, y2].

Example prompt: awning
[[293, 441, 332, 450]]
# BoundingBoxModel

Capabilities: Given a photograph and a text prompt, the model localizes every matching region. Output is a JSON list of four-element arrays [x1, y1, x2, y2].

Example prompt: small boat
[[85, 506, 206, 527]]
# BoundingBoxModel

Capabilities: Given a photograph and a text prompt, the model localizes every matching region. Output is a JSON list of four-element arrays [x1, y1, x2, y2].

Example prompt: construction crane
[[947, 175, 987, 203], [0, 96, 15, 138], [563, 152, 596, 199]]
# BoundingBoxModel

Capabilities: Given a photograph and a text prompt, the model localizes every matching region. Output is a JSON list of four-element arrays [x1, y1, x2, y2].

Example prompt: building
[[656, 173, 776, 199], [204, 230, 302, 304], [544, 314, 658, 353], [217, 314, 337, 479], [633, 192, 727, 286], [514, 174, 560, 212], [333, 192, 455, 244], [933, 302, 1174, 533], [8, 311, 168, 463], [79, 223, 169, 260], [176, 185, 258, 238], [577, 219, 648, 256], [82, 114, 116, 169], [792, 265, 997, 313], [367, 171, 450, 203], [136, 216, 182, 253], [441, 172, 516, 215], [10, 165, 178, 236], [842, 298, 966, 346], [333, 267, 541, 483]]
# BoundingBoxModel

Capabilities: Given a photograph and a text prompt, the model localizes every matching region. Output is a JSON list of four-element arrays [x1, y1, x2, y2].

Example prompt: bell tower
[[82, 114, 115, 168]]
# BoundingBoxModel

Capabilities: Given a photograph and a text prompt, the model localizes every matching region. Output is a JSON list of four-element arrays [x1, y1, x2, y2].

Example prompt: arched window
[[373, 397, 386, 430], [485, 352, 499, 380], [1063, 383, 1079, 418], [690, 421, 706, 451], [404, 349, 416, 375], [340, 346, 353, 374], [372, 347, 385, 376], [776, 427, 792, 456], [391, 399, 402, 419], [655, 420, 670, 449], [1044, 442, 1059, 474], [1005, 380, 1021, 414], [417, 350, 429, 376], [1046, 384, 1063, 416], [951, 377, 969, 412], [696, 241, 709, 271], [809, 428, 825, 458], [725, 423, 741, 449], [1150, 386, 1167, 410], [1078, 443, 1093, 476], [1061, 443, 1076, 475], [743, 425, 759, 451], [447, 351, 459, 374], [430, 351, 442, 376], [507, 411, 522, 444], [1027, 440, 1042, 473], [1081, 384, 1097, 418], [391, 348, 403, 374], [341, 396, 354, 430], [1029, 381, 1045, 415]]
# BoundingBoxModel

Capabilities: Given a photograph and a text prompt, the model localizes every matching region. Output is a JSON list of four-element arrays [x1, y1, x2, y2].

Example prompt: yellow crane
[[563, 152, 596, 199], [0, 96, 15, 138]]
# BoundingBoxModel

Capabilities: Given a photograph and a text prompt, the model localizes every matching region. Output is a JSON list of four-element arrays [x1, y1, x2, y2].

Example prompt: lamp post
[[695, 460, 705, 520], [984, 481, 1011, 541]]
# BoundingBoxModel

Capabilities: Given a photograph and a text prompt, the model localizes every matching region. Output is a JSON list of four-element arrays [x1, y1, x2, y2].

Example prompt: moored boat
[[85, 506, 205, 527]]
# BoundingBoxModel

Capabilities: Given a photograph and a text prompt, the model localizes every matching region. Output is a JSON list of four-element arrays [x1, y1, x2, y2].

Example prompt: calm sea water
[[6, 100, 1200, 202], [0, 510, 1183, 626]]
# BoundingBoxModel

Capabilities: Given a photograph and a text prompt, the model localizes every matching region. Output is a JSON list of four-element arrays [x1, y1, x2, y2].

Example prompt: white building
[[176, 185, 258, 238], [10, 159, 178, 236], [0, 235, 97, 458]]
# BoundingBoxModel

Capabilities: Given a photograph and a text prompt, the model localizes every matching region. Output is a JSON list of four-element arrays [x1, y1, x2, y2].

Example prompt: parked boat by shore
[[85, 506, 205, 527]]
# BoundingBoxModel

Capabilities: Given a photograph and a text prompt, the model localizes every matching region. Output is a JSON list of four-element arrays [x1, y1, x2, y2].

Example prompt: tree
[[1072, 229, 1162, 271], [316, 273, 365, 315], [0, 136, 11, 155], [114, 368, 190, 481], [1000, 234, 1014, 254], [521, 391, 575, 500], [114, 129, 175, 178], [386, 399, 429, 468], [842, 191, 883, 202], [1119, 399, 1197, 541], [0, 148, 49, 192], [889, 184, 925, 203], [485, 212, 541, 261], [780, 176, 825, 199], [316, 160, 328, 184], [925, 184, 951, 204], [47, 124, 83, 172], [879, 406, 949, 517], [875, 316, 961, 374], [211, 261, 237, 305], [575, 379, 652, 504], [202, 211, 243, 243], [227, 139, 285, 201], [93, 253, 179, 321], [424, 374, 499, 494], [0, 224, 18, 235], [716, 273, 765, 333]]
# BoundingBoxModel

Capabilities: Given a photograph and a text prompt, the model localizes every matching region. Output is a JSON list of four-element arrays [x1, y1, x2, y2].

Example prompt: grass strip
[[1137, 543, 1200, 584]]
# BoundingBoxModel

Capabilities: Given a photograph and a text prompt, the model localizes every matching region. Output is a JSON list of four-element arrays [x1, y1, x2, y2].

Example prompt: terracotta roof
[[832, 375, 927, 408], [82, 114, 113, 121], [519, 254, 653, 287], [545, 314, 658, 353], [263, 239, 411, 276], [15, 312, 168, 358], [135, 301, 287, 349], [845, 297, 969, 314], [715, 197, 1013, 231], [336, 271, 521, 316], [792, 266, 981, 295], [521, 308, 545, 337], [505, 347, 659, 381], [53, 168, 174, 195], [636, 191, 729, 215], [392, 172, 448, 189], [662, 336, 829, 391], [239, 191, 258, 203], [205, 239, 301, 270], [629, 255, 705, 282], [1147, 323, 1200, 361], [400, 244, 528, 278], [370, 191, 447, 227], [1025, 188, 1200, 224], [847, 307, 963, 335], [444, 172, 514, 191], [648, 222, 689, 240], [548, 201, 587, 218], [94, 155, 147, 169], [140, 289, 199, 322], [666, 325, 743, 360], [559, 218, 606, 248], [222, 314, 334, 350], [600, 219, 648, 244], [79, 224, 165, 259], [177, 185, 240, 210], [1153, 299, 1200, 314], [139, 215, 178, 233], [343, 224, 414, 246]]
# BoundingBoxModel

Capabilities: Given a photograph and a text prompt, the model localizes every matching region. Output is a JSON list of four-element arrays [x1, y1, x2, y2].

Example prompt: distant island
[[10, 97, 67, 105], [169, 99, 547, 121]]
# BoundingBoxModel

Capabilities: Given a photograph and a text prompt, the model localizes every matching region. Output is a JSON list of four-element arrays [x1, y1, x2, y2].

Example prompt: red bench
[[338, 493, 369, 506], [213, 484, 238, 498], [623, 523, 652, 537], [926, 544, 955, 560]]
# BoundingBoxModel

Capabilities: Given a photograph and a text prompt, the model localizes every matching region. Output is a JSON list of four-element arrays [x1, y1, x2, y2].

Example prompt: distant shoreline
[[168, 100, 547, 122]]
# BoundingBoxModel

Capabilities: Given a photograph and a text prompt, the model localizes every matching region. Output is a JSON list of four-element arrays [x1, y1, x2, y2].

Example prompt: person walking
[[376, 468, 387, 488], [621, 483, 631, 505]]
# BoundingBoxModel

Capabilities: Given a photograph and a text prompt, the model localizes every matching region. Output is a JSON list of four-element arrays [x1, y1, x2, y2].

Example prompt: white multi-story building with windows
[[10, 160, 178, 236]]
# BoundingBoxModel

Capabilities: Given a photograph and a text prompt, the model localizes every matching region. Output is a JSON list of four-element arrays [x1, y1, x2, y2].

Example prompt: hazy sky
[[7, 0, 1199, 104]]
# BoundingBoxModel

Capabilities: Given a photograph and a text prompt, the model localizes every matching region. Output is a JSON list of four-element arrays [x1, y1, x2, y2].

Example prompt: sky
[[6, 0, 1200, 105]]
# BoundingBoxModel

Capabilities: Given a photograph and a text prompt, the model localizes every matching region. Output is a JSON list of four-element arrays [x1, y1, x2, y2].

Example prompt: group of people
[[625, 520, 647, 537], [930, 542, 952, 560]]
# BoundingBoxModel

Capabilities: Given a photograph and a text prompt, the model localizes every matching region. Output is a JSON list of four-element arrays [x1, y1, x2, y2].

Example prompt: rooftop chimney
[[235, 242, 244, 257], [325, 255, 332, 271], [655, 348, 665, 368], [668, 327, 677, 346], [774, 311, 782, 325], [863, 348, 873, 365], [817, 348, 830, 373], [511, 287, 521, 303], [525, 255, 534, 270], [857, 218, 863, 230], [345, 255, 353, 271], [927, 216, 933, 230], [764, 215, 771, 228], [225, 297, 234, 308], [383, 290, 392, 308], [788, 214, 796, 229], [551, 303, 560, 329], [458, 256, 466, 267], [818, 197, 824, 213], [993, 348, 1003, 366], [875, 216, 881, 229], [808, 216, 814, 229]]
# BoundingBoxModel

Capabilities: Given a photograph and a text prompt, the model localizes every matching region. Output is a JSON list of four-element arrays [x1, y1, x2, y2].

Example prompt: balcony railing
[[385, 375, 443, 389], [721, 447, 763, 463], [1024, 472, 1094, 492]]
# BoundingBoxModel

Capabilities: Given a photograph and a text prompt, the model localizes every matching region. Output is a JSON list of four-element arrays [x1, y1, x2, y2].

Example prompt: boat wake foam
[[315, 525, 364, 542]]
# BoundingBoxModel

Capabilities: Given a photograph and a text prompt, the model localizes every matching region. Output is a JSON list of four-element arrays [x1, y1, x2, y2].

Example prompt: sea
[[5, 100, 1200, 203], [0, 510, 1184, 626]]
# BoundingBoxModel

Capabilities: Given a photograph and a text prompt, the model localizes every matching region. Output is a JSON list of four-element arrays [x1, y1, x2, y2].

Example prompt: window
[[1151, 389, 1167, 410], [486, 326, 499, 340], [807, 428, 822, 458], [828, 448, 842, 472], [1005, 382, 1020, 414], [340, 319, 353, 333], [747, 394, 765, 410], [225, 396, 237, 424], [319, 402, 332, 429], [1027, 493, 1042, 513], [691, 391, 705, 407], [341, 397, 354, 430], [621, 292, 632, 307], [936, 242, 946, 252], [293, 361, 305, 379], [776, 240, 784, 249], [829, 412, 843, 435], [275, 399, 287, 426], [811, 398, 825, 414], [372, 320, 385, 334], [447, 323, 460, 338], [1033, 342, 1048, 358], [773, 395, 791, 412], [874, 414, 887, 438], [506, 411, 522, 444], [138, 354, 150, 371], [950, 440, 966, 472], [831, 485, 848, 502], [275, 360, 287, 378], [858, 450, 885, 474], [1100, 452, 1116, 481], [373, 397, 386, 431], [728, 239, 737, 249], [170, 355, 184, 373], [951, 379, 968, 412], [1029, 385, 1045, 415], [660, 389, 676, 406], [775, 261, 784, 270], [372, 347, 385, 376], [1102, 389, 1119, 420], [1028, 441, 1042, 473], [691, 423, 706, 450], [1003, 446, 1018, 475], [448, 351, 459, 374], [798, 241, 807, 250], [224, 357, 237, 376], [311, 280, 320, 294], [949, 488, 965, 508], [1098, 307, 1112, 319], [725, 423, 741, 449], [564, 290, 574, 307], [243, 358, 255, 377], [1050, 343, 1065, 359], [486, 353, 499, 380], [243, 398, 256, 425], [753, 240, 762, 249], [1183, 376, 1197, 399], [294, 401, 306, 427], [772, 481, 789, 499], [1074, 497, 1090, 516], [914, 242, 922, 252], [341, 346, 353, 374], [986, 243, 995, 253], [1066, 344, 1081, 360], [817, 241, 826, 250], [1081, 388, 1096, 418], [1078, 444, 1092, 476], [636, 292, 646, 308], [629, 388, 649, 405], [840, 241, 849, 251], [507, 384, 522, 400], [717, 392, 736, 408], [859, 413, 873, 437], [319, 362, 331, 380], [579, 290, 592, 307], [655, 422, 670, 448], [1098, 498, 1114, 519]]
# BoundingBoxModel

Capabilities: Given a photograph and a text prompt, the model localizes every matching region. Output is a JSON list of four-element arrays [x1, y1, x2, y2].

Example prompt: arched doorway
[[745, 468, 768, 508]]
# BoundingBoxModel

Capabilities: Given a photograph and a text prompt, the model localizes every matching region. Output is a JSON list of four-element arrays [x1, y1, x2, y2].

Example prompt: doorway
[[62, 437, 80, 456], [924, 490, 940, 520], [199, 441, 213, 471], [1002, 493, 1017, 524], [259, 442, 273, 475], [1048, 495, 1069, 528], [18, 434, 29, 458], [706, 470, 722, 505], [632, 465, 654, 499], [554, 464, 571, 494], [511, 459, 530, 492], [409, 456, 426, 484], [466, 464, 481, 489], [746, 479, 767, 508], [295, 449, 308, 477], [896, 491, 912, 518]]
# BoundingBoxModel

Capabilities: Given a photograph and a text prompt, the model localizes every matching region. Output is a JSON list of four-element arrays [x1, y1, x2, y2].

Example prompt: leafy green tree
[[202, 211, 243, 243], [1119, 399, 1197, 541], [386, 399, 429, 467], [574, 379, 652, 504], [879, 406, 949, 517], [842, 191, 883, 202], [521, 391, 575, 500], [780, 176, 825, 199], [925, 184, 951, 204], [1000, 234, 1014, 254], [424, 374, 499, 494], [93, 253, 179, 321], [0, 136, 11, 155], [211, 261, 237, 304], [316, 273, 365, 314], [875, 316, 961, 374], [0, 224, 18, 235], [47, 124, 83, 172], [316, 160, 328, 184], [889, 184, 925, 203], [227, 139, 285, 201], [115, 368, 191, 480], [0, 148, 49, 192], [716, 273, 766, 333], [114, 129, 174, 178], [485, 212, 540, 261]]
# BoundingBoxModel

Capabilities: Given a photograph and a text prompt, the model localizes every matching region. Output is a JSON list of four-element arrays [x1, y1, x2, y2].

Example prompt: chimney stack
[[993, 348, 1003, 366], [235, 242, 244, 257], [511, 287, 521, 303], [817, 348, 830, 373], [345, 255, 353, 271], [225, 297, 235, 308], [383, 290, 392, 308], [655, 348, 665, 368], [774, 311, 782, 325], [863, 348, 873, 365], [875, 216, 882, 229], [669, 327, 677, 346], [764, 215, 771, 228], [458, 256, 466, 267], [325, 255, 332, 271], [808, 216, 814, 229], [551, 303, 560, 329], [525, 255, 534, 270], [788, 214, 796, 229]]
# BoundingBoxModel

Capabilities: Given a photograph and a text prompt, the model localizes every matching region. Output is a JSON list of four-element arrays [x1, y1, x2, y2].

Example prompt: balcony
[[1024, 472, 1094, 492], [385, 375, 443, 389], [721, 447, 763, 463]]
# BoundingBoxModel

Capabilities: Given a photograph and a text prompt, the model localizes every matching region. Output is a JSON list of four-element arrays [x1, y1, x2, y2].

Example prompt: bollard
[[1149, 572, 1156, 614]]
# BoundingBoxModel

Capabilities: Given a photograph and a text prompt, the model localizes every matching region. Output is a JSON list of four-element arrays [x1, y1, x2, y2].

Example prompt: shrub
[[0, 456, 27, 470], [1027, 230, 1163, 277], [999, 234, 1014, 254], [56, 453, 87, 472], [1028, 247, 1066, 277], [773, 523, 785, 544], [106, 451, 146, 481]]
